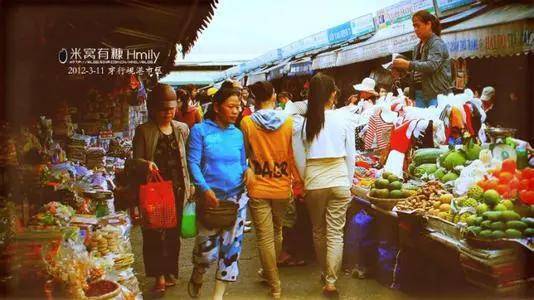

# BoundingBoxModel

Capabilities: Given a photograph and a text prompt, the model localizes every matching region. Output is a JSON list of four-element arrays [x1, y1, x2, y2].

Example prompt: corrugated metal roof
[[443, 3, 534, 34]]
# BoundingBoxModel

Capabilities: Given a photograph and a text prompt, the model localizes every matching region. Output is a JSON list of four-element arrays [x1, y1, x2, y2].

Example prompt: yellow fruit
[[433, 201, 441, 209], [439, 203, 451, 212], [440, 194, 454, 204]]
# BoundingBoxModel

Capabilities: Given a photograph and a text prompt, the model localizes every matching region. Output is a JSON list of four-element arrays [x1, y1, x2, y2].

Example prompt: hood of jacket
[[250, 109, 288, 131]]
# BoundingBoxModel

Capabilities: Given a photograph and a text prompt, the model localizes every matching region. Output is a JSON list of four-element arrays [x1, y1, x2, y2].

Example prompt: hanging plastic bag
[[181, 202, 197, 238], [139, 172, 177, 229]]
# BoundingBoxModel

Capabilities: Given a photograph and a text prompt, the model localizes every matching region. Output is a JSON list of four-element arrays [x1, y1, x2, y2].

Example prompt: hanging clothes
[[364, 110, 393, 151], [389, 121, 413, 154], [463, 104, 475, 137]]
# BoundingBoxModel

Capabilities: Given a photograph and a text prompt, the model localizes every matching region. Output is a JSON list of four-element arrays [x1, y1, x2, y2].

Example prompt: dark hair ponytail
[[204, 81, 242, 121], [413, 10, 441, 36], [249, 81, 274, 109], [304, 73, 337, 143]]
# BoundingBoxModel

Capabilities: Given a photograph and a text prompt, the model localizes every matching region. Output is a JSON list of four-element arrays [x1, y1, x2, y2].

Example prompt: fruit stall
[[347, 92, 534, 295]]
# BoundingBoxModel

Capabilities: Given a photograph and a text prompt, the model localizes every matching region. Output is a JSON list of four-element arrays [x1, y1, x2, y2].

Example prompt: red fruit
[[509, 189, 518, 198], [530, 178, 534, 191], [501, 159, 517, 173], [509, 178, 519, 189], [492, 170, 501, 178], [522, 168, 534, 179], [496, 184, 508, 196], [486, 179, 500, 190], [519, 179, 530, 190], [519, 190, 534, 205], [478, 180, 488, 191], [498, 172, 513, 184]]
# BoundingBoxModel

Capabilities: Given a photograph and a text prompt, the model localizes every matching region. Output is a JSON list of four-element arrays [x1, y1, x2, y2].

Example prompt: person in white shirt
[[292, 73, 355, 297]]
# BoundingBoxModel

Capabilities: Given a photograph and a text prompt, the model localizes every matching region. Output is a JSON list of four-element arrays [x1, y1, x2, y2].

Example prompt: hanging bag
[[139, 172, 177, 229], [197, 198, 238, 230], [181, 202, 197, 238]]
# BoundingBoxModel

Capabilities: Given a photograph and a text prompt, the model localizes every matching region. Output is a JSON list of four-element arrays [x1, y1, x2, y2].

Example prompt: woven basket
[[366, 192, 406, 211], [85, 280, 120, 300]]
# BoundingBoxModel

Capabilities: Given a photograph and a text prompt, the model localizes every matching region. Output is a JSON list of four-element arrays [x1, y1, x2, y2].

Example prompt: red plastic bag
[[139, 172, 177, 229]]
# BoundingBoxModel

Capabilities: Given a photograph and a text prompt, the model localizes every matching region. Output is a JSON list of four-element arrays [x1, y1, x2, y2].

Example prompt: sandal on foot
[[278, 257, 307, 267], [151, 282, 166, 296], [164, 276, 177, 287], [322, 285, 339, 299], [188, 278, 202, 298]]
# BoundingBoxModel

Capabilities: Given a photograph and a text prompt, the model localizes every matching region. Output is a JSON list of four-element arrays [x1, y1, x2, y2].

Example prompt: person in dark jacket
[[393, 10, 453, 108]]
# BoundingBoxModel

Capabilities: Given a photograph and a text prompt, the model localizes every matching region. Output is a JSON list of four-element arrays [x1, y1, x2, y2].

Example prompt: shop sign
[[349, 14, 376, 39], [438, 0, 476, 13], [443, 22, 534, 58], [327, 22, 353, 45], [375, 0, 434, 30], [288, 60, 313, 77], [281, 31, 329, 59]]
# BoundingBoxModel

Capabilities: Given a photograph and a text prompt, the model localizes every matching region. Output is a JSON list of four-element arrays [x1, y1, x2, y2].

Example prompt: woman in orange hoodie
[[240, 81, 303, 299]]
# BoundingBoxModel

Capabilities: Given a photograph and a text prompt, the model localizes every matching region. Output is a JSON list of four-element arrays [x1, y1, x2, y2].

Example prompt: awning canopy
[[312, 50, 339, 70], [441, 3, 534, 58], [246, 71, 267, 85], [266, 59, 292, 81], [335, 30, 418, 67], [159, 70, 219, 86]]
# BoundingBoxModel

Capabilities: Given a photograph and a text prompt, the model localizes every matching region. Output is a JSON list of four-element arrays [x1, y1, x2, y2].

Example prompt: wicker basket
[[85, 280, 120, 300], [366, 192, 406, 211]]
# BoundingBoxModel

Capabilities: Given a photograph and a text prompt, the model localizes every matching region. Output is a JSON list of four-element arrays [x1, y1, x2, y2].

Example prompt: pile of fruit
[[369, 172, 415, 199], [408, 146, 480, 184], [476, 159, 534, 201], [395, 181, 452, 219], [408, 148, 448, 180], [464, 187, 534, 239]]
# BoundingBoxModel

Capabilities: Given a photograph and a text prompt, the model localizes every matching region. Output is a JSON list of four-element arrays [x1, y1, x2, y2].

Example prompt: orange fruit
[[498, 172, 513, 184], [486, 178, 500, 190], [496, 184, 508, 196]]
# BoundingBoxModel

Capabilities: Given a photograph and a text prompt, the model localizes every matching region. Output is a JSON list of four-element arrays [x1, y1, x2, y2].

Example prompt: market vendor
[[347, 77, 379, 106], [130, 83, 194, 295], [392, 10, 453, 108], [480, 86, 495, 113]]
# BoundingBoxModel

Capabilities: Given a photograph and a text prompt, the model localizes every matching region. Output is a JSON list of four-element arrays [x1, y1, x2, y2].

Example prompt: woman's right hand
[[147, 161, 159, 174], [203, 189, 219, 208]]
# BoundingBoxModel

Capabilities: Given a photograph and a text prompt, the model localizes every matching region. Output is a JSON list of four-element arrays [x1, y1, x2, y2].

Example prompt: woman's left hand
[[188, 185, 196, 202], [244, 168, 255, 186], [392, 58, 411, 70]]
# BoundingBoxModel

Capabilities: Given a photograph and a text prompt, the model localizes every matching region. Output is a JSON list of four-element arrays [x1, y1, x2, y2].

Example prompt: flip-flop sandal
[[151, 283, 166, 296], [165, 279, 176, 287], [187, 279, 202, 298], [322, 285, 339, 299], [278, 257, 307, 267]]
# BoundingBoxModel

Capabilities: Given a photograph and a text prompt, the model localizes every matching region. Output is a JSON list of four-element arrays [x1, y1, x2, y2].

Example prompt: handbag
[[181, 202, 197, 238], [139, 172, 177, 229], [197, 198, 238, 230]]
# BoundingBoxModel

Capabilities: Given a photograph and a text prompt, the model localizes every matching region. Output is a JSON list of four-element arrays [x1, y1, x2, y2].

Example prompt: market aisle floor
[[131, 225, 496, 300], [131, 225, 411, 300]]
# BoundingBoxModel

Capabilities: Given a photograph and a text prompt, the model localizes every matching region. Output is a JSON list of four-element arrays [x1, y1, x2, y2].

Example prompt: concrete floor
[[131, 225, 503, 300]]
